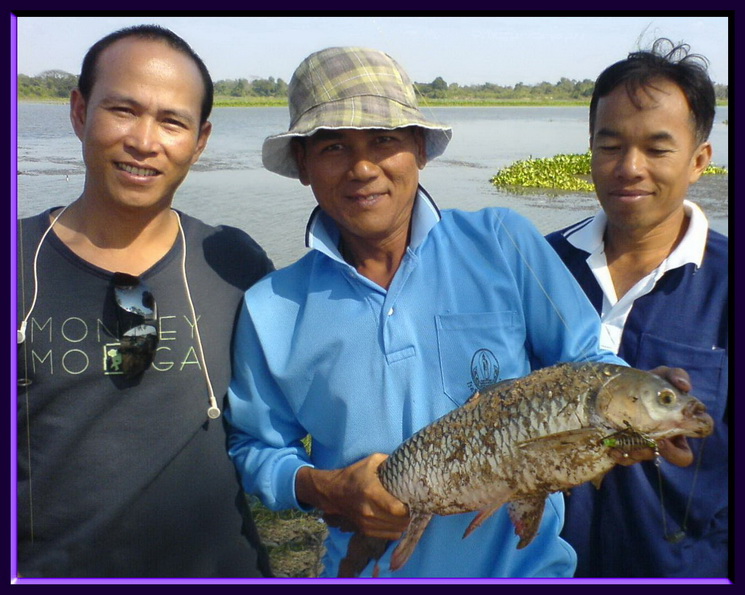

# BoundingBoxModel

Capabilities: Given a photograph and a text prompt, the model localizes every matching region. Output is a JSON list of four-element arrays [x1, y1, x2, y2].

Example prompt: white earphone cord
[[18, 205, 70, 344], [176, 212, 221, 419]]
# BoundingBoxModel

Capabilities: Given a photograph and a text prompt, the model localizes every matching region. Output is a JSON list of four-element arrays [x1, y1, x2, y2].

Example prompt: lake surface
[[16, 103, 729, 269]]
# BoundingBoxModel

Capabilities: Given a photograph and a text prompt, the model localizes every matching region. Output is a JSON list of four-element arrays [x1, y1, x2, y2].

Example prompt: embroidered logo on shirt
[[469, 348, 500, 391]]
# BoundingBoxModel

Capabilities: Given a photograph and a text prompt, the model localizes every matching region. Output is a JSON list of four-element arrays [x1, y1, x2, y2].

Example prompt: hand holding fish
[[296, 453, 410, 540]]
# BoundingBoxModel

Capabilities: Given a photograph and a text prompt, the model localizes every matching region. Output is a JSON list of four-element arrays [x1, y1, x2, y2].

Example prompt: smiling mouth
[[116, 162, 159, 177], [350, 193, 384, 202], [611, 190, 652, 201]]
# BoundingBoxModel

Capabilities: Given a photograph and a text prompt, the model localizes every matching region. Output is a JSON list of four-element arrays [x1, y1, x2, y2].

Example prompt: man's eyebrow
[[309, 129, 344, 142], [594, 128, 675, 143], [648, 131, 675, 142], [593, 127, 620, 139]]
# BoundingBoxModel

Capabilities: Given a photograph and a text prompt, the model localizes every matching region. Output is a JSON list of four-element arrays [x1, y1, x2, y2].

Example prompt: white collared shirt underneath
[[565, 200, 708, 354]]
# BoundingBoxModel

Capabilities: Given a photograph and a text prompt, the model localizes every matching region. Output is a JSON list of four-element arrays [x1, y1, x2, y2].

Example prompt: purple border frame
[[8, 11, 734, 586], [10, 11, 19, 583]]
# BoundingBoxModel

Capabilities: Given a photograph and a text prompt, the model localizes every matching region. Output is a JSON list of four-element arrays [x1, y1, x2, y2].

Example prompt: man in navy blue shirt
[[546, 38, 728, 578]]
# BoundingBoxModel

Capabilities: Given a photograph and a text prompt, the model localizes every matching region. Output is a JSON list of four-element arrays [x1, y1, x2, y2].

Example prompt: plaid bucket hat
[[262, 46, 453, 178]]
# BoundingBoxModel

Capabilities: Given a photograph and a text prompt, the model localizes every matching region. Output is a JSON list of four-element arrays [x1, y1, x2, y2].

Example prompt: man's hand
[[296, 453, 410, 539], [610, 365, 694, 468]]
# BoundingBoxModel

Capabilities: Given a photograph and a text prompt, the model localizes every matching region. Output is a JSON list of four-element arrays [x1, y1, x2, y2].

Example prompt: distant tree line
[[415, 76, 597, 101], [414, 76, 729, 102], [17, 71, 729, 103], [213, 77, 288, 97], [18, 70, 78, 99]]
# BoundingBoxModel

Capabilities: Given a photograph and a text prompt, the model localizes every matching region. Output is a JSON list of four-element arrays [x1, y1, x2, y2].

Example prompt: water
[[16, 104, 729, 269]]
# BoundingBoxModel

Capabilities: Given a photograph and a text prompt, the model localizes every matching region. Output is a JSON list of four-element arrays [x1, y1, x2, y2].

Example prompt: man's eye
[[163, 119, 186, 129]]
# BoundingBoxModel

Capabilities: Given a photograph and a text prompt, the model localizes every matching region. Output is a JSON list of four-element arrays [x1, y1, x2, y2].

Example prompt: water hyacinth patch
[[491, 151, 727, 193]]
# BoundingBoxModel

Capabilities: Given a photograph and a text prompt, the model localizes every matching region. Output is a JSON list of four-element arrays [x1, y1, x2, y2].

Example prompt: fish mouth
[[116, 162, 160, 177], [646, 401, 714, 440], [685, 400, 714, 434], [665, 400, 714, 439]]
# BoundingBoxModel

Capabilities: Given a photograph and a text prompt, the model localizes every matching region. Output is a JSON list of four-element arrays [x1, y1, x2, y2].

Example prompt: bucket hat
[[262, 46, 452, 178]]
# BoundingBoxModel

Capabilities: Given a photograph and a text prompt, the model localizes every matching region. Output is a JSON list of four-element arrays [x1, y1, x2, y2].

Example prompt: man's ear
[[69, 88, 87, 141], [415, 127, 427, 170], [689, 141, 713, 184], [291, 139, 311, 186], [190, 121, 212, 165]]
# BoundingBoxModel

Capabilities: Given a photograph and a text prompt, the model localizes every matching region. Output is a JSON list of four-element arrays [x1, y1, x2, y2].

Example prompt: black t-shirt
[[16, 209, 274, 578]]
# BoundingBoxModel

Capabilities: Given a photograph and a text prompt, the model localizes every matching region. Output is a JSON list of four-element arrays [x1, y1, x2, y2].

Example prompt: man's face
[[70, 37, 211, 212], [294, 127, 425, 247], [590, 78, 712, 234]]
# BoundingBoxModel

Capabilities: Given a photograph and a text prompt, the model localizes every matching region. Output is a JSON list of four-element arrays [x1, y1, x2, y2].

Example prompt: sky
[[14, 14, 730, 87]]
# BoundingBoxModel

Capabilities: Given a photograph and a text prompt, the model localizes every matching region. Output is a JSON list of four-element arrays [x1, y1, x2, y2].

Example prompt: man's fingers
[[657, 436, 694, 467], [609, 435, 694, 468]]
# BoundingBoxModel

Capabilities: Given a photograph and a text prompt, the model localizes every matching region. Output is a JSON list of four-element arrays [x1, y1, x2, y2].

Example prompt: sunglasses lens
[[113, 274, 159, 378], [114, 273, 156, 319], [119, 327, 159, 377]]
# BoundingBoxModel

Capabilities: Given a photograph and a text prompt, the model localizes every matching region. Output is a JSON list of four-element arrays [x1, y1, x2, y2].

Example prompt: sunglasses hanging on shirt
[[18, 208, 220, 419], [112, 272, 159, 378]]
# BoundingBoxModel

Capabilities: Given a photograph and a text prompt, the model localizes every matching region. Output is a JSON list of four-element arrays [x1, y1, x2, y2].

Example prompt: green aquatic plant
[[491, 151, 727, 193], [704, 163, 728, 175], [490, 151, 595, 192]]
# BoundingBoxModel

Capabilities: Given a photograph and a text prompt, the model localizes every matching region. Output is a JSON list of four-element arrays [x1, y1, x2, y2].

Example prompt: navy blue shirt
[[546, 219, 728, 577]]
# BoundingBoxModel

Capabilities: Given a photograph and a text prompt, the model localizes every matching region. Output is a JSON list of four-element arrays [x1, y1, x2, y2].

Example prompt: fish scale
[[336, 362, 714, 577]]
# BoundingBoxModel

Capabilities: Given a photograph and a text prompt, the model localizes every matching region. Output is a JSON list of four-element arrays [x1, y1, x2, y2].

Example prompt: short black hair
[[77, 24, 213, 125], [590, 38, 715, 145]]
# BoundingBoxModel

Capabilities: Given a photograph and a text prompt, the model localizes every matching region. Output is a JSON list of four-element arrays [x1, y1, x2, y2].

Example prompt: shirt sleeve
[[225, 295, 314, 511], [495, 210, 627, 369]]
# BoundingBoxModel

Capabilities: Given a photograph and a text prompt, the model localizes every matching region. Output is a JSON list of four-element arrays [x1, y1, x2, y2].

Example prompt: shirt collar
[[563, 199, 709, 269], [304, 185, 441, 263]]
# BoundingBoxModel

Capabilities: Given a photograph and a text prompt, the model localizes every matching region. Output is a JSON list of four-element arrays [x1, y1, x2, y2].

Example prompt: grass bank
[[18, 96, 728, 109]]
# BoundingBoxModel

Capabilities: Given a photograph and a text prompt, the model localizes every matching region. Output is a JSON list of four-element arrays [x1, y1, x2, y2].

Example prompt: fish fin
[[337, 532, 391, 578], [464, 389, 482, 406], [463, 501, 505, 538], [590, 472, 608, 490], [389, 512, 433, 572], [507, 497, 547, 549], [517, 428, 603, 452]]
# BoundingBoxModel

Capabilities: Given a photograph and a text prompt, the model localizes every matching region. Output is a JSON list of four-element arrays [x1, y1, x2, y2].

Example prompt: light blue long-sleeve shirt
[[227, 188, 625, 578]]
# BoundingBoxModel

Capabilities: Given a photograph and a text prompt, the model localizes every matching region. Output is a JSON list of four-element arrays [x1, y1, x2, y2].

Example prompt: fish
[[335, 362, 714, 577]]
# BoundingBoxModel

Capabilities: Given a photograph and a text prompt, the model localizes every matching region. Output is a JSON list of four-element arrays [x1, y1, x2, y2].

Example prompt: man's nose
[[615, 147, 644, 179], [348, 150, 380, 181], [124, 117, 159, 155]]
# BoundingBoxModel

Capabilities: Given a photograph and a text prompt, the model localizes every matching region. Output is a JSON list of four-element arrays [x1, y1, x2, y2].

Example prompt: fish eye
[[658, 389, 677, 406]]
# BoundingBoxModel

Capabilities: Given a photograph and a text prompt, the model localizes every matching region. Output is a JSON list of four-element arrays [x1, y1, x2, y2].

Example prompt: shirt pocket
[[435, 311, 524, 407], [636, 332, 727, 423]]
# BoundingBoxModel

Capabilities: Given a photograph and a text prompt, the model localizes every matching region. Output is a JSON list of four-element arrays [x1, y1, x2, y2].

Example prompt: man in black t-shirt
[[16, 25, 273, 578]]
